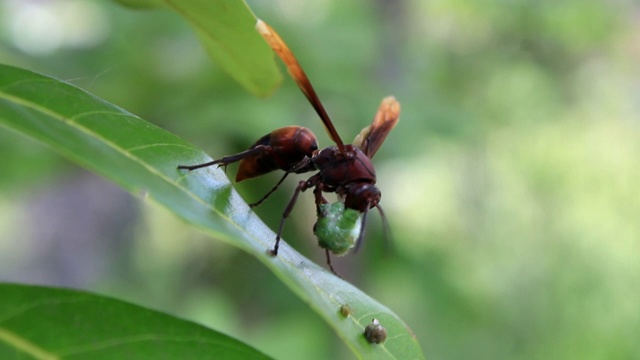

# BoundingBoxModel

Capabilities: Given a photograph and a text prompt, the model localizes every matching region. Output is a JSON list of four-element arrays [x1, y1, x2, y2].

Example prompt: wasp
[[179, 20, 400, 274]]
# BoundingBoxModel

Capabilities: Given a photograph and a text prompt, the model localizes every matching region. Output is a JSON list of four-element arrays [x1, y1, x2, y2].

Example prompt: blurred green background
[[1, 0, 639, 359]]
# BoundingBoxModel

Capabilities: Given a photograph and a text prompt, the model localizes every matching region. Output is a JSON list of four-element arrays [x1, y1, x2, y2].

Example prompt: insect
[[364, 318, 388, 344], [339, 303, 354, 317], [178, 19, 400, 274]]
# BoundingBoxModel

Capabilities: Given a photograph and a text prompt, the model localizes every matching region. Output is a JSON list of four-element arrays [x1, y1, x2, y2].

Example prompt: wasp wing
[[353, 96, 400, 159], [256, 19, 345, 150]]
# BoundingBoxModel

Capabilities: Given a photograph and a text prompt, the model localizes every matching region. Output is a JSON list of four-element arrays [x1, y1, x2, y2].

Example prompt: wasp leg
[[252, 157, 319, 208], [249, 171, 290, 208], [325, 249, 341, 277], [313, 183, 329, 213], [177, 145, 271, 171], [269, 180, 309, 256], [269, 174, 321, 256], [375, 204, 394, 255]]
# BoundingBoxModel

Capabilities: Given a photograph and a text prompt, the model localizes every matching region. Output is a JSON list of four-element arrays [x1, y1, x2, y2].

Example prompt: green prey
[[314, 201, 363, 255]]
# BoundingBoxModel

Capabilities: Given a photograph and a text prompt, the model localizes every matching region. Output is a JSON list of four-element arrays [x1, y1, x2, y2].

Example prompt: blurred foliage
[[1, 0, 639, 359]]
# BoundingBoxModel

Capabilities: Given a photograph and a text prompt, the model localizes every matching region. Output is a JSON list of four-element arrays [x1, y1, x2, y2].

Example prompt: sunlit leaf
[[114, 0, 282, 96]]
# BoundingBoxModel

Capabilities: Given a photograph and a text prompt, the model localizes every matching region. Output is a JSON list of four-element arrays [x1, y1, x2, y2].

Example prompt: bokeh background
[[1, 0, 639, 359]]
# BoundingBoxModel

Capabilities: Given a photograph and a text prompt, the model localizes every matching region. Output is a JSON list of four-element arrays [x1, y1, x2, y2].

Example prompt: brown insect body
[[311, 145, 379, 213], [313, 145, 376, 187], [178, 20, 400, 275], [236, 126, 317, 182]]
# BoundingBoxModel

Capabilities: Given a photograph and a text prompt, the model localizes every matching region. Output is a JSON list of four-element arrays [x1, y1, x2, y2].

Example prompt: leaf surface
[[0, 284, 272, 359], [0, 64, 424, 359]]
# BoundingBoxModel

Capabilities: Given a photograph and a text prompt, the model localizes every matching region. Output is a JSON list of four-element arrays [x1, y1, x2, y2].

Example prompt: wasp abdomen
[[236, 126, 318, 181]]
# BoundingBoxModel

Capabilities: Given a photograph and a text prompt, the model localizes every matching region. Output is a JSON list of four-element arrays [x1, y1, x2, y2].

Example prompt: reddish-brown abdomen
[[236, 126, 318, 181]]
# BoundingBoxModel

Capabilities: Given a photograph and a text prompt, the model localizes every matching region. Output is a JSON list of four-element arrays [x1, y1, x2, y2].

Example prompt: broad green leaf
[[0, 283, 272, 359], [0, 64, 424, 359], [115, 0, 282, 96]]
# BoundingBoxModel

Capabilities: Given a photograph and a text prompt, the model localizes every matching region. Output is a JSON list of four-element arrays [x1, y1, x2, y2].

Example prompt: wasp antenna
[[353, 206, 370, 253], [375, 204, 393, 255], [256, 18, 345, 151]]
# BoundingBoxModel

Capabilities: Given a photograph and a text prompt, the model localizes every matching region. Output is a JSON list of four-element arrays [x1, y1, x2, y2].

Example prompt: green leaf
[[113, 0, 160, 8], [113, 0, 282, 96], [0, 283, 272, 359], [0, 64, 424, 359]]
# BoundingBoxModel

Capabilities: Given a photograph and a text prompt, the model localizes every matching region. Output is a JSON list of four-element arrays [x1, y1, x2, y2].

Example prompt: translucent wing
[[256, 19, 344, 150], [353, 96, 400, 158]]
